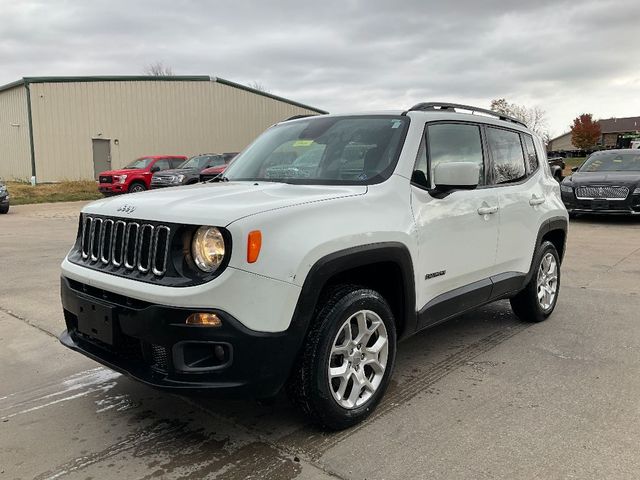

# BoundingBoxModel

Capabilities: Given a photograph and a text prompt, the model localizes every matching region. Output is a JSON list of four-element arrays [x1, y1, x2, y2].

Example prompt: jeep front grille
[[575, 185, 629, 200], [81, 215, 171, 276]]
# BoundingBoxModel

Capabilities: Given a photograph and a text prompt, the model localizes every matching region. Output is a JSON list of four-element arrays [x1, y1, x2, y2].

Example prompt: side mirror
[[433, 162, 479, 193], [571, 166, 579, 172], [150, 165, 160, 173]]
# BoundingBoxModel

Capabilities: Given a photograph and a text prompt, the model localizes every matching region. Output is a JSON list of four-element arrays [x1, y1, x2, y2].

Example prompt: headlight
[[560, 184, 573, 193], [191, 226, 226, 272], [633, 187, 640, 195], [113, 175, 127, 184], [0, 185, 6, 193]]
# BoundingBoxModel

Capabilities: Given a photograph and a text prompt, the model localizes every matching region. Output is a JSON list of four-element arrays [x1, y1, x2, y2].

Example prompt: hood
[[153, 168, 199, 176], [99, 168, 147, 176], [567, 171, 640, 186], [82, 181, 367, 226]]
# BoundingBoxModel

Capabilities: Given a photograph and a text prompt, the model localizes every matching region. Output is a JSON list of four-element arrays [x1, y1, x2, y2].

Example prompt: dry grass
[[6, 180, 102, 205]]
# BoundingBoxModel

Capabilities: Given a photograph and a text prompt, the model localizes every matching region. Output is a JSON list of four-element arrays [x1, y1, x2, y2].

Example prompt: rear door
[[488, 128, 544, 276], [411, 122, 500, 327]]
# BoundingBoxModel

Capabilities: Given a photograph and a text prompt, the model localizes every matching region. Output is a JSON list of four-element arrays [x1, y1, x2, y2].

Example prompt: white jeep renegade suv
[[60, 103, 568, 430]]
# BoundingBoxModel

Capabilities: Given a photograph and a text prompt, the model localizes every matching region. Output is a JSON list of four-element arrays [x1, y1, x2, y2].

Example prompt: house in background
[[0, 76, 326, 183], [547, 115, 640, 155]]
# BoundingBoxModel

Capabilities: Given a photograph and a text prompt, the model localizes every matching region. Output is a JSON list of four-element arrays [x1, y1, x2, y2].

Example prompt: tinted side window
[[154, 159, 171, 171], [487, 127, 526, 184], [522, 134, 538, 173], [428, 123, 484, 185], [170, 159, 184, 168]]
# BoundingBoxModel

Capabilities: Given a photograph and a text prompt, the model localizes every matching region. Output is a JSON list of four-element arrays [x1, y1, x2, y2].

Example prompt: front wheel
[[128, 182, 146, 193], [287, 285, 397, 430], [0, 205, 8, 214], [510, 241, 560, 322]]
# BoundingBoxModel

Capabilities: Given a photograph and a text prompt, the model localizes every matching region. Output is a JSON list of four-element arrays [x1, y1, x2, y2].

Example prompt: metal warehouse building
[[0, 76, 326, 183]]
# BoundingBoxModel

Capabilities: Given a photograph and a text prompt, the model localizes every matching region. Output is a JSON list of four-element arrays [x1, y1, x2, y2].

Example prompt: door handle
[[529, 195, 545, 206], [477, 205, 498, 215]]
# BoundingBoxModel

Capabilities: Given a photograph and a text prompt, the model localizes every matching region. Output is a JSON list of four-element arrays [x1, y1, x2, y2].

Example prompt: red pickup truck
[[98, 155, 186, 196]]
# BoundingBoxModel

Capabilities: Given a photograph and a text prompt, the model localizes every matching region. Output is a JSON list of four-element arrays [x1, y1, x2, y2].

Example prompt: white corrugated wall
[[28, 80, 320, 182], [0, 85, 31, 181]]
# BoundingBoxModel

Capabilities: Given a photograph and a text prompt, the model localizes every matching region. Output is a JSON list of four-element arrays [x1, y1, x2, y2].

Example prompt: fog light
[[214, 345, 226, 362], [186, 312, 222, 327]]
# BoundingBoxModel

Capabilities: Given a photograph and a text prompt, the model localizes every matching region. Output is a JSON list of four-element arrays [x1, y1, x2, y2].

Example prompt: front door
[[92, 139, 111, 179], [410, 122, 500, 328]]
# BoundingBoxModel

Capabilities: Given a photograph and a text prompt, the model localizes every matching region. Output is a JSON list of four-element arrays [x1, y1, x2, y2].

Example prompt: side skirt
[[416, 272, 526, 331]]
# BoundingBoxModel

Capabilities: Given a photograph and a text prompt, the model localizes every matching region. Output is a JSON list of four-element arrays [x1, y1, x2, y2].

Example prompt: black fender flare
[[288, 242, 417, 348], [524, 216, 568, 285]]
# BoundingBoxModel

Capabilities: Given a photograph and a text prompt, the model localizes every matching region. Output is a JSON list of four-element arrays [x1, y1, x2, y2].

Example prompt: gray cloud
[[1, 0, 638, 136]]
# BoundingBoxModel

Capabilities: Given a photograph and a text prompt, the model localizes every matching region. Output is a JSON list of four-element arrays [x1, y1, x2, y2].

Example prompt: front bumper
[[59, 276, 302, 397], [98, 183, 126, 194], [561, 191, 640, 215], [0, 195, 8, 205], [150, 179, 183, 189]]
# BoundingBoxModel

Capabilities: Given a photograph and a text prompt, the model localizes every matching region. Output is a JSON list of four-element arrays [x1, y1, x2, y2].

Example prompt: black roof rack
[[406, 102, 527, 128]]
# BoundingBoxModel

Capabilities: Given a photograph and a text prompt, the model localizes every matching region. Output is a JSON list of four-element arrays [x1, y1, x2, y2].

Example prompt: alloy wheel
[[328, 309, 389, 409], [537, 252, 558, 310]]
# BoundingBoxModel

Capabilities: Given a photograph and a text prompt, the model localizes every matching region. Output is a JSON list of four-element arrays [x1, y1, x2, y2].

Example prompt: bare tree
[[248, 81, 269, 92], [490, 98, 549, 143], [143, 61, 174, 76]]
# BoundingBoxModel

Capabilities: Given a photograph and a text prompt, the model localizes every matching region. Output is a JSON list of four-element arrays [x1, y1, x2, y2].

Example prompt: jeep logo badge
[[117, 204, 136, 214]]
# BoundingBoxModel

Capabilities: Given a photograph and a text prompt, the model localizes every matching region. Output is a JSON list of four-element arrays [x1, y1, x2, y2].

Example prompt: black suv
[[0, 180, 9, 214], [150, 154, 226, 188]]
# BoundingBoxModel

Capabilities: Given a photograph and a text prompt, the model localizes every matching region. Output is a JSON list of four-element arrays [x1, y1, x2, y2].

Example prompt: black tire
[[510, 241, 560, 322], [128, 182, 146, 193], [287, 285, 397, 430], [0, 205, 8, 214]]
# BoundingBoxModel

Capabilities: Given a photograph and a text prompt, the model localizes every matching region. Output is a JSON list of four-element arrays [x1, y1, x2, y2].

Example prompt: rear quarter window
[[522, 134, 539, 173]]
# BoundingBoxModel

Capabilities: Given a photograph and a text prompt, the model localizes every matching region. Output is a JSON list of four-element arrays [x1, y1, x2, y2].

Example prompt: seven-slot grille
[[80, 216, 171, 276], [99, 175, 112, 184], [575, 185, 629, 200]]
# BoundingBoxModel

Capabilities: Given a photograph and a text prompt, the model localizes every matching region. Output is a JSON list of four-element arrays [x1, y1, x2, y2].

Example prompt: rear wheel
[[128, 182, 146, 193], [510, 241, 560, 322], [287, 285, 397, 430]]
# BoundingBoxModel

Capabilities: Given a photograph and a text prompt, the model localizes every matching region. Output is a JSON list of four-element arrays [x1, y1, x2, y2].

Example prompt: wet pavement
[[1, 202, 640, 479]]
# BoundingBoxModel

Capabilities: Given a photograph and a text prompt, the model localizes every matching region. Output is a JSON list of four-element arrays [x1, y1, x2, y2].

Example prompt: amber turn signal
[[247, 230, 262, 263], [185, 312, 222, 327]]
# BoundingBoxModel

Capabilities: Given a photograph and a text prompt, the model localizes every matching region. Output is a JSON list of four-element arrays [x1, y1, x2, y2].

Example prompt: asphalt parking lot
[[1, 202, 639, 480]]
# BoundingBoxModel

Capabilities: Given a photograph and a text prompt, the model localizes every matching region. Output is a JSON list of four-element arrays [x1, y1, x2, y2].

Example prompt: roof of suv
[[281, 102, 530, 132]]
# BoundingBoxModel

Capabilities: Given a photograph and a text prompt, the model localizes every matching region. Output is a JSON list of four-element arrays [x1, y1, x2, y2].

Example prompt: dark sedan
[[560, 149, 640, 216]]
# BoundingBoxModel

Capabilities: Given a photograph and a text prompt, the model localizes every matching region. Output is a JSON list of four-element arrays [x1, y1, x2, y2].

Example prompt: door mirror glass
[[571, 166, 579, 172], [433, 162, 479, 191], [150, 165, 161, 173]]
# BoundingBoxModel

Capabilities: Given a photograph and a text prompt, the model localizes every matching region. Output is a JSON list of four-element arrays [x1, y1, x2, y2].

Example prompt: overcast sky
[[2, 0, 638, 137]]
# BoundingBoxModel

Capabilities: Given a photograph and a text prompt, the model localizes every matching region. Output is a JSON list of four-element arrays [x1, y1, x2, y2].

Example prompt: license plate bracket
[[77, 299, 116, 345], [591, 199, 609, 210]]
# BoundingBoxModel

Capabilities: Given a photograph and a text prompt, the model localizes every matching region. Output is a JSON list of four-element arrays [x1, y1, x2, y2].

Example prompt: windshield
[[222, 115, 409, 184], [179, 155, 224, 170], [124, 157, 154, 169], [580, 152, 640, 172]]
